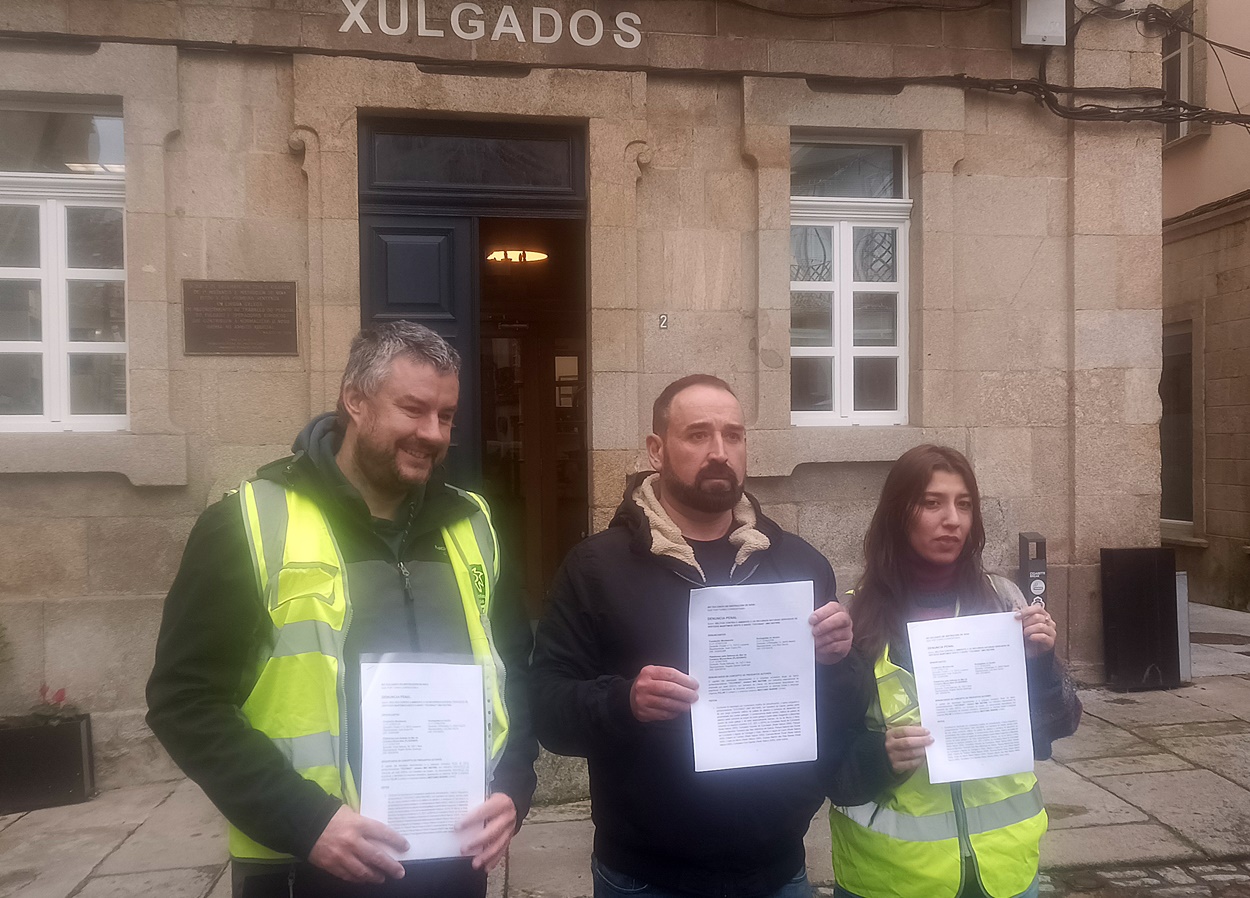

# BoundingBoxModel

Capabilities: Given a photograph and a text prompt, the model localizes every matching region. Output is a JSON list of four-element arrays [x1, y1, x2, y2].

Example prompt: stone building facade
[[1161, 0, 1250, 611], [0, 0, 1164, 787]]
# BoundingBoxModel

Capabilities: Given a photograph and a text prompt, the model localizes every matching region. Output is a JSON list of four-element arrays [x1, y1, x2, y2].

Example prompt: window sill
[[0, 432, 188, 486], [1160, 519, 1207, 549], [748, 424, 964, 477]]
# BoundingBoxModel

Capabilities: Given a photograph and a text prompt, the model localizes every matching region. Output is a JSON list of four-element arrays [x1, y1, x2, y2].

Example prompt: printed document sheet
[[907, 611, 1034, 784], [360, 660, 486, 860], [688, 581, 817, 772]]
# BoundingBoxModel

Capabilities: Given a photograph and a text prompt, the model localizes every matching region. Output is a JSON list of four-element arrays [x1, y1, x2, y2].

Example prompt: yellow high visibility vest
[[228, 477, 509, 862], [829, 647, 1047, 898]]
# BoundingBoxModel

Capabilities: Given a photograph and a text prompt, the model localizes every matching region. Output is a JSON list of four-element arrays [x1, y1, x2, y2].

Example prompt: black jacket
[[530, 473, 892, 898], [146, 415, 538, 871]]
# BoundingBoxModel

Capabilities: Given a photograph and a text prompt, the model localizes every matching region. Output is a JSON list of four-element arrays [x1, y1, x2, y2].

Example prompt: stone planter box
[[0, 713, 95, 814]]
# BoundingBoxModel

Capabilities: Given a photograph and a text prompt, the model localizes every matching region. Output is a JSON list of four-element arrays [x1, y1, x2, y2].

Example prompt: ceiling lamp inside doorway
[[487, 249, 548, 263]]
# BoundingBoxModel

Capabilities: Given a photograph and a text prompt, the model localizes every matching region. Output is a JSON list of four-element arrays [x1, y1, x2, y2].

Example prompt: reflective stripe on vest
[[829, 647, 1047, 898], [228, 478, 508, 862]]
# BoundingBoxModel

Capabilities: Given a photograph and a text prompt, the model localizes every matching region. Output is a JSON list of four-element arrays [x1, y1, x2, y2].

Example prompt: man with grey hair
[[148, 321, 537, 898]]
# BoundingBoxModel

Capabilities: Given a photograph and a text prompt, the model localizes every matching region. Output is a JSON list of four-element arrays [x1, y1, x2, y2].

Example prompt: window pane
[[792, 357, 834, 412], [791, 144, 903, 198], [853, 228, 897, 282], [791, 291, 833, 348], [1163, 53, 1180, 100], [67, 207, 124, 269], [373, 133, 572, 190], [68, 281, 126, 342], [69, 353, 126, 415], [791, 226, 833, 282], [0, 280, 42, 340], [853, 293, 897, 347], [1160, 331, 1193, 521], [0, 111, 124, 174], [853, 357, 898, 412], [0, 206, 39, 267], [0, 353, 42, 414]]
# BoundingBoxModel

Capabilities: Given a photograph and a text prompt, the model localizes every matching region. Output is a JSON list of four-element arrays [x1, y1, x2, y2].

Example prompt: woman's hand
[[884, 725, 933, 775], [1016, 604, 1057, 658]]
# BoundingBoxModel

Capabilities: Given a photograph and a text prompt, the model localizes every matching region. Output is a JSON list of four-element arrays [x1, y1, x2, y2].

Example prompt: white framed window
[[0, 108, 127, 432], [1162, 3, 1195, 144], [790, 141, 911, 426]]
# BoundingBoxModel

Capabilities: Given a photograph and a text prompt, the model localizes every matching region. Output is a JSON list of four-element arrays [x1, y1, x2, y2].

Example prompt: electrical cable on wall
[[720, 0, 998, 19], [721, 0, 1250, 130]]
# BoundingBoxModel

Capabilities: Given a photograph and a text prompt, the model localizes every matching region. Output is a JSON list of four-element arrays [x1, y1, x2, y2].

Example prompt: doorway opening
[[479, 218, 586, 616], [358, 118, 588, 615]]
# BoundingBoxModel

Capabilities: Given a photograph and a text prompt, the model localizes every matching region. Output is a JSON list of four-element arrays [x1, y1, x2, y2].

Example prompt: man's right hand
[[308, 806, 409, 884], [629, 665, 699, 722]]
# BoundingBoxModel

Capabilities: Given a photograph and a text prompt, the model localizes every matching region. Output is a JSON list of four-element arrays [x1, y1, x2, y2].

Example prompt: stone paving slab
[[1036, 760, 1148, 830], [1155, 734, 1250, 792], [524, 800, 592, 825], [0, 828, 132, 898], [1050, 714, 1155, 762], [98, 779, 227, 873], [1039, 823, 1201, 870], [207, 870, 231, 898], [74, 867, 221, 898], [6, 782, 174, 836], [1080, 689, 1238, 729], [1190, 604, 1250, 639], [1192, 645, 1250, 678], [805, 805, 834, 887], [506, 809, 838, 898], [1095, 769, 1250, 857], [1185, 676, 1250, 723], [1064, 753, 1195, 778], [507, 818, 595, 898], [0, 812, 22, 835], [1136, 719, 1250, 742]]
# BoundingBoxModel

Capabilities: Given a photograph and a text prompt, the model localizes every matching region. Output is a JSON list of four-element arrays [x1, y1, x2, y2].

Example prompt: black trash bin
[[1101, 547, 1182, 691]]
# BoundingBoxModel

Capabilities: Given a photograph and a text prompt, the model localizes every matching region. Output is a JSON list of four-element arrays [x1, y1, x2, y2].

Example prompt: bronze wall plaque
[[183, 280, 299, 356]]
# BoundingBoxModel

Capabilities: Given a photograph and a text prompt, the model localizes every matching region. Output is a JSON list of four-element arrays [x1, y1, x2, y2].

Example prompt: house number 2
[[659, 314, 669, 329]]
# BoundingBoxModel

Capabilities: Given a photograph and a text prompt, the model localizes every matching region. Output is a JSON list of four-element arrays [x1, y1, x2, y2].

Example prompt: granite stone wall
[[0, 0, 1165, 786]]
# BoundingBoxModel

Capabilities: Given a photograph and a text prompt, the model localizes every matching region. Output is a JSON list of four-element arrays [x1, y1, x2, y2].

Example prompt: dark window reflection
[[374, 134, 573, 190], [791, 144, 903, 199], [1160, 330, 1193, 521], [67, 207, 125, 270], [69, 353, 126, 415], [792, 357, 834, 412], [0, 353, 42, 415], [68, 281, 126, 342], [0, 112, 124, 174], [0, 280, 42, 341], [853, 357, 898, 411], [0, 206, 40, 267], [791, 292, 833, 348]]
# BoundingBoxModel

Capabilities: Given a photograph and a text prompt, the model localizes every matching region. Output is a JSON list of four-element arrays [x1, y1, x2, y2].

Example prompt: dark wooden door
[[359, 213, 481, 482]]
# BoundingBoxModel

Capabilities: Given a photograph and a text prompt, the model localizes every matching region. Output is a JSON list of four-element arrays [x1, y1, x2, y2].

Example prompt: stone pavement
[[6, 603, 1250, 898]]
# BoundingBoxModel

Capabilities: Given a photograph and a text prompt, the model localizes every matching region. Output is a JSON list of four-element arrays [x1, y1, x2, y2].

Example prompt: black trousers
[[232, 859, 487, 898]]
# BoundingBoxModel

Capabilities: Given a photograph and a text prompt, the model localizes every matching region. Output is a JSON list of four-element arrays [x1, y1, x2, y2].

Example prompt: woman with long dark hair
[[828, 445, 1078, 898]]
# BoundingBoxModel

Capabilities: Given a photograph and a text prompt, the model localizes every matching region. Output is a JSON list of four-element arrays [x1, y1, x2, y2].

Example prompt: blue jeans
[[591, 857, 812, 898], [832, 874, 1039, 898]]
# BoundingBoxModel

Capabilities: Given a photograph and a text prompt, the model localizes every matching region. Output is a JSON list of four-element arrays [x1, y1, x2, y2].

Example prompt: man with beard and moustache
[[531, 375, 892, 898], [147, 322, 537, 898]]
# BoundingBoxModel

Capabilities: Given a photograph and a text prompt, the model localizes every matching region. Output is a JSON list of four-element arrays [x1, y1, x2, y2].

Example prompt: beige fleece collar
[[633, 472, 771, 582]]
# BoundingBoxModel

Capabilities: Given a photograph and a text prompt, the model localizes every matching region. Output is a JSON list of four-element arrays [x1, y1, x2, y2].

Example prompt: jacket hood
[[611, 470, 777, 583], [254, 412, 439, 528]]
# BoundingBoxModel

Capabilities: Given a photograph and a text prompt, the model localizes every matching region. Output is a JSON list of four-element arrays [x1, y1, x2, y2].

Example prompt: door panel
[[360, 213, 480, 483]]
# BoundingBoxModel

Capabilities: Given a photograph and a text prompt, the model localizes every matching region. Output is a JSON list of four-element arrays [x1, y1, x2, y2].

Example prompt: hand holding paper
[[688, 581, 817, 772], [359, 661, 487, 861], [630, 665, 700, 722], [907, 611, 1034, 784]]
